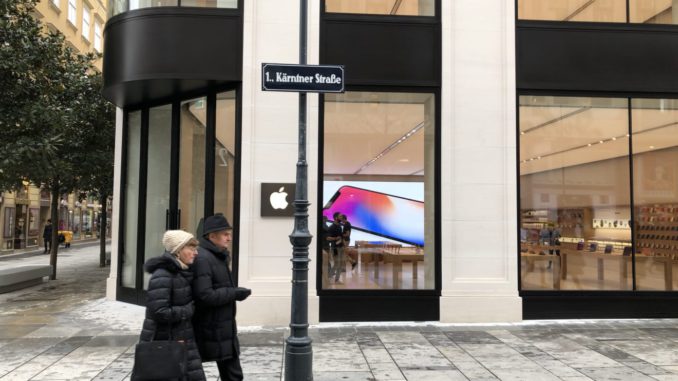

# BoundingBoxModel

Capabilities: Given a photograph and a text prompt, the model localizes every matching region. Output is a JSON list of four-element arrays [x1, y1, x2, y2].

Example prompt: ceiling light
[[399, 159, 410, 162], [599, 140, 604, 144], [354, 121, 425, 174], [587, 143, 592, 147], [520, 131, 525, 135], [649, 145, 655, 149], [612, 137, 617, 141]]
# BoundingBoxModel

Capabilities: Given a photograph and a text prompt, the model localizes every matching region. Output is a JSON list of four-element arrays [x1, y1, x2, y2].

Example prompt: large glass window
[[519, 96, 632, 291], [214, 91, 237, 227], [143, 105, 172, 288], [322, 91, 436, 290], [518, 0, 626, 22], [325, 0, 435, 16], [179, 98, 206, 234], [519, 0, 678, 24], [630, 0, 678, 24], [632, 98, 678, 291], [112, 0, 237, 16], [122, 111, 141, 288], [180, 0, 237, 8]]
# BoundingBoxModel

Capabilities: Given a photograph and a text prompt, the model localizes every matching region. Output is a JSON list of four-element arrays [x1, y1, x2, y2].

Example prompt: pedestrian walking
[[42, 219, 52, 253], [192, 214, 251, 381], [133, 230, 206, 381]]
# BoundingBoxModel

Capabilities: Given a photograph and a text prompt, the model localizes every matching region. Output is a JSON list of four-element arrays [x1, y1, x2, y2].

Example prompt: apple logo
[[269, 186, 289, 210]]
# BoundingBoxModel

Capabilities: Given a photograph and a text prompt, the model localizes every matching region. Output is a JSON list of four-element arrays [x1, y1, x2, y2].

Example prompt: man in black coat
[[191, 214, 251, 381]]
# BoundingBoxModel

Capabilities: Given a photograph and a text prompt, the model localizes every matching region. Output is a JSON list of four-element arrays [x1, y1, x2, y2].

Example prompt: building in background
[[0, 0, 108, 254], [103, 0, 678, 322]]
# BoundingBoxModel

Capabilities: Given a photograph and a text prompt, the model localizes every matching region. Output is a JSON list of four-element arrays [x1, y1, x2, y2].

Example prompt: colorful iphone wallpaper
[[323, 184, 425, 246]]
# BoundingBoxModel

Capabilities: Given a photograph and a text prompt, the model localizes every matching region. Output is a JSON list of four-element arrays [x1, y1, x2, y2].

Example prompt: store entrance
[[118, 89, 240, 305]]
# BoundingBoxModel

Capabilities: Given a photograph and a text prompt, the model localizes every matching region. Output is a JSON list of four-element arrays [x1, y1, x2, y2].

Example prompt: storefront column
[[439, 0, 521, 322]]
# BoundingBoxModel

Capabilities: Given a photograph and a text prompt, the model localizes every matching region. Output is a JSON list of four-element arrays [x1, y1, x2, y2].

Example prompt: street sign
[[262, 63, 344, 93]]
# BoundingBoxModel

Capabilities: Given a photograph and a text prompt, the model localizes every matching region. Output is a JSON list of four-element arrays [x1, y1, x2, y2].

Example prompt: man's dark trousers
[[216, 357, 243, 381]]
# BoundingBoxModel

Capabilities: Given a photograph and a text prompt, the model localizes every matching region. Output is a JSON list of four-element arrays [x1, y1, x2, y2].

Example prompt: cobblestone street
[[1, 246, 678, 380]]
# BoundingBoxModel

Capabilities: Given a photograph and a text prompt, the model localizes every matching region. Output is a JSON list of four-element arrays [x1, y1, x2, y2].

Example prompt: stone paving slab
[[2, 245, 678, 380]]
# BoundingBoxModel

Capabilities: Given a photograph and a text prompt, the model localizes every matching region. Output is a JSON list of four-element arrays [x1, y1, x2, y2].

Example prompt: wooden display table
[[356, 241, 425, 288], [520, 253, 561, 289], [559, 250, 673, 290]]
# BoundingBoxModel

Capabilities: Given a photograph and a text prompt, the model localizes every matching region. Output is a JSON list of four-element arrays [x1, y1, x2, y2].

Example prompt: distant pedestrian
[[135, 230, 206, 381], [327, 212, 345, 283], [192, 214, 251, 381], [42, 219, 52, 254]]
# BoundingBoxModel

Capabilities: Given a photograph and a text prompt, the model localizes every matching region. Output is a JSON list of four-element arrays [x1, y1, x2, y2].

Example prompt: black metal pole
[[285, 0, 313, 379]]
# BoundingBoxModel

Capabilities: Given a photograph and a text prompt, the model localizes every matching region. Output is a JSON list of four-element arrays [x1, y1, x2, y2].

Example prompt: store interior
[[321, 91, 435, 291], [519, 96, 678, 291]]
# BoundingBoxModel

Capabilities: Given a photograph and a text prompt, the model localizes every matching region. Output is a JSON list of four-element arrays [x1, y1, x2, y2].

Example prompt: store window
[[122, 111, 141, 288], [630, 0, 677, 24], [632, 98, 678, 290], [325, 0, 435, 16], [74, 207, 81, 239], [143, 105, 172, 288], [214, 91, 237, 226], [519, 96, 632, 291], [518, 0, 626, 22], [322, 91, 436, 290]]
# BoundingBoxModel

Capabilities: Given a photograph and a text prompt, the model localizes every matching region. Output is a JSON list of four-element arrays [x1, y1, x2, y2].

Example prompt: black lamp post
[[284, 0, 313, 380]]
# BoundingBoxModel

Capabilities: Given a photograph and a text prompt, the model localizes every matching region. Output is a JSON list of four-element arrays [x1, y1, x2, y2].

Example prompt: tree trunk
[[99, 194, 108, 267], [49, 183, 60, 280]]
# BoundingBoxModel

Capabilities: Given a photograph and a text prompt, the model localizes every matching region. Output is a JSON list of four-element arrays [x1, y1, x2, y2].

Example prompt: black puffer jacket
[[191, 237, 240, 361], [138, 252, 206, 381]]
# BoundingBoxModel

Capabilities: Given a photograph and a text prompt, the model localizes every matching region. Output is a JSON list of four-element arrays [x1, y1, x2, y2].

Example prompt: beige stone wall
[[33, 0, 107, 70]]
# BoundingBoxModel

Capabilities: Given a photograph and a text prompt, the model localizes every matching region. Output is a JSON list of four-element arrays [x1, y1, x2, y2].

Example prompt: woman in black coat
[[135, 230, 206, 381]]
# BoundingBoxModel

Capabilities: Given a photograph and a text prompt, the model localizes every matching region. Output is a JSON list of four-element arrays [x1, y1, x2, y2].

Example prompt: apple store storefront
[[103, 0, 678, 324]]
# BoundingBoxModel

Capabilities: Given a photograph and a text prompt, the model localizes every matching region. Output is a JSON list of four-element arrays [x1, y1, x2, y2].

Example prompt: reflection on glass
[[519, 96, 632, 291], [322, 91, 435, 290], [214, 91, 237, 231], [632, 99, 678, 290], [111, 0, 237, 16], [179, 98, 206, 235], [325, 0, 435, 16], [122, 111, 141, 288], [181, 0, 237, 8], [128, 0, 178, 12], [143, 105, 172, 289], [518, 0, 626, 22], [630, 0, 678, 24]]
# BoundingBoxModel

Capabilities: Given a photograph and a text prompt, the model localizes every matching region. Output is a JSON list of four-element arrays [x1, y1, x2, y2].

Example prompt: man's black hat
[[202, 213, 232, 236]]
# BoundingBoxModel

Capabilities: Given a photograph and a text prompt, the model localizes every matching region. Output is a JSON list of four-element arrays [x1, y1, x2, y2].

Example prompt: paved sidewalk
[[1, 246, 678, 380]]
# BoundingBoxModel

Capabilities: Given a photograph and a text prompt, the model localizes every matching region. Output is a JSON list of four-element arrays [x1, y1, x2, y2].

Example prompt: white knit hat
[[162, 230, 195, 254]]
